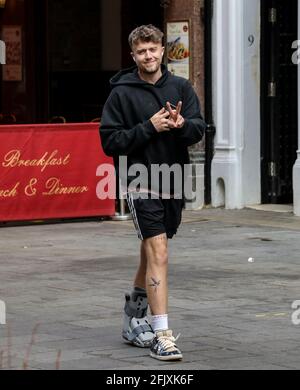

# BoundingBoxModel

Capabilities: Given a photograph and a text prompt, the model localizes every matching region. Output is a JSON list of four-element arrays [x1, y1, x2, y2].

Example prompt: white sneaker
[[150, 330, 183, 361]]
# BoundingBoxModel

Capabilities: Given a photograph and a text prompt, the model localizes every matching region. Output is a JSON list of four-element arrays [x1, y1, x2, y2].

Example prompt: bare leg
[[134, 242, 148, 290], [143, 234, 168, 316]]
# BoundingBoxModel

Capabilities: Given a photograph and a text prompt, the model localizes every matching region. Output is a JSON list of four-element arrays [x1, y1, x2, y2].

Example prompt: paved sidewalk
[[0, 208, 300, 370]]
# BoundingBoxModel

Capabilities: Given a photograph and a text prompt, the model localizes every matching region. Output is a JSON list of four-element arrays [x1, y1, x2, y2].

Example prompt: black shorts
[[126, 193, 184, 241]]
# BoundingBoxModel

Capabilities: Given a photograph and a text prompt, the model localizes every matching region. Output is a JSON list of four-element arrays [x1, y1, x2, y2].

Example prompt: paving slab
[[0, 208, 300, 370]]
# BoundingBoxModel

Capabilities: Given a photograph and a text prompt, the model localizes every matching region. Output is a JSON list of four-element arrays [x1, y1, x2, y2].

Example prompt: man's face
[[131, 40, 165, 74]]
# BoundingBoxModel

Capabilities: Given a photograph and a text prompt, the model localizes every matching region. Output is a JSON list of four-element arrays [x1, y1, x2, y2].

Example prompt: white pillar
[[211, 0, 261, 209], [293, 1, 300, 216]]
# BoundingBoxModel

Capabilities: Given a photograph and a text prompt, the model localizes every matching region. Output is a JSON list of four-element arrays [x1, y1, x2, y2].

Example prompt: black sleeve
[[99, 92, 157, 157], [173, 80, 207, 147]]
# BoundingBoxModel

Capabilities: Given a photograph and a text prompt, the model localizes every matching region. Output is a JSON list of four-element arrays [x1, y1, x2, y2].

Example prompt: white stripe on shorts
[[127, 193, 144, 241]]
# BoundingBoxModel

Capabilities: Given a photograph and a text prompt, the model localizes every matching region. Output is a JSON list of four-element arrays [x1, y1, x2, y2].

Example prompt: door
[[121, 0, 164, 68], [261, 0, 298, 204]]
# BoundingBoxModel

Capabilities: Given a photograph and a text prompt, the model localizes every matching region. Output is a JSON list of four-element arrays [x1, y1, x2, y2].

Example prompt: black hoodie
[[100, 65, 207, 195]]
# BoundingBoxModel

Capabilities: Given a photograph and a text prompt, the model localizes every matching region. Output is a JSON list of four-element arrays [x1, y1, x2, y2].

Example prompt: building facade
[[0, 0, 299, 215], [210, 0, 299, 215]]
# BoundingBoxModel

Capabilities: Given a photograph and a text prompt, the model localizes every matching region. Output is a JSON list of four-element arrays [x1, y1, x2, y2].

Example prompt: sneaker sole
[[150, 352, 183, 361]]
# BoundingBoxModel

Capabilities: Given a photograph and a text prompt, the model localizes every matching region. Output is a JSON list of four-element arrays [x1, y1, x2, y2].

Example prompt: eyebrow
[[136, 46, 158, 52]]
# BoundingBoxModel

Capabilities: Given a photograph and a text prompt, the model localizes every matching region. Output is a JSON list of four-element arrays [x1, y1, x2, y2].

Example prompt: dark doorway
[[121, 0, 165, 68], [48, 0, 104, 123], [261, 0, 298, 204], [47, 0, 164, 123], [1, 0, 165, 124]]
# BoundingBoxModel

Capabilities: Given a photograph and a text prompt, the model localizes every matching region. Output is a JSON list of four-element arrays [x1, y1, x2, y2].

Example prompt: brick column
[[164, 0, 205, 156], [164, 0, 206, 208], [164, 0, 205, 111]]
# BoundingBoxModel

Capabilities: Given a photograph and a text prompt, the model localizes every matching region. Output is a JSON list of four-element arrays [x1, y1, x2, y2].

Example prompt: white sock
[[151, 314, 169, 333]]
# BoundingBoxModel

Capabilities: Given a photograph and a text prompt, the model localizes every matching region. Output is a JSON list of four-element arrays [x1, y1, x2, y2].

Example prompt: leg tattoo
[[149, 277, 161, 293]]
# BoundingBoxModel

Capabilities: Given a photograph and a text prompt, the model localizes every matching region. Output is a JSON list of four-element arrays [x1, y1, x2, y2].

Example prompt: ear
[[131, 52, 136, 62]]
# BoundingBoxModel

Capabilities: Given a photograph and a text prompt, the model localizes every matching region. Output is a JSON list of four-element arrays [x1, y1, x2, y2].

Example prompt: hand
[[166, 101, 185, 129], [150, 108, 171, 133]]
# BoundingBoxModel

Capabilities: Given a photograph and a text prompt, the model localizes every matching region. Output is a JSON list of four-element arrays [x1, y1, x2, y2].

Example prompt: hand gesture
[[150, 108, 171, 133], [166, 101, 185, 129]]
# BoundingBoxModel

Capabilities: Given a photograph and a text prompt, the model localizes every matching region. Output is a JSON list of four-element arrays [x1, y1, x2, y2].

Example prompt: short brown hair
[[128, 25, 164, 49]]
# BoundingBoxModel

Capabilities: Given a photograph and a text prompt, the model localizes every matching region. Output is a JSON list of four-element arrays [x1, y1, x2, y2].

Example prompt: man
[[100, 25, 206, 361]]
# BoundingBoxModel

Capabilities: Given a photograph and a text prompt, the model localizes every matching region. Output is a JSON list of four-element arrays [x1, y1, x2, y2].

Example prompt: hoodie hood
[[110, 64, 170, 89]]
